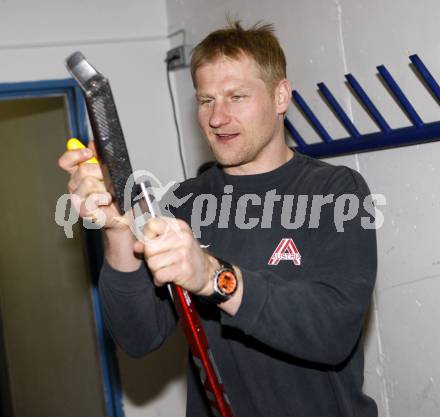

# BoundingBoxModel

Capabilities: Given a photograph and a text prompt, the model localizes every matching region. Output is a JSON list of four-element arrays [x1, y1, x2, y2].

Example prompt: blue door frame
[[0, 78, 124, 417]]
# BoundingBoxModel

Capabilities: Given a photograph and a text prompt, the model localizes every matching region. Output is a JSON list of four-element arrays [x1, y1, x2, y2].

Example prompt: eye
[[199, 98, 214, 106], [231, 95, 243, 102]]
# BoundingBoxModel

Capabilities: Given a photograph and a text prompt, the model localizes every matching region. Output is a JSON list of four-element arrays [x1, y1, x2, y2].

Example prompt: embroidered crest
[[268, 238, 301, 266]]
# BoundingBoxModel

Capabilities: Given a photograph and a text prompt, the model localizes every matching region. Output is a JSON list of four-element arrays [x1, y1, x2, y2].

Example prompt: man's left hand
[[133, 217, 219, 296]]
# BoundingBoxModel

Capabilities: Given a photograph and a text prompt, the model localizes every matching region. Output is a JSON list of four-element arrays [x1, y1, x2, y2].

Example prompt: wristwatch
[[200, 257, 238, 304]]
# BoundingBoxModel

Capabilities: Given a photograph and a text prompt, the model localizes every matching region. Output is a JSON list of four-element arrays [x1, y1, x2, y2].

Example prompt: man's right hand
[[58, 140, 141, 271], [58, 141, 126, 230]]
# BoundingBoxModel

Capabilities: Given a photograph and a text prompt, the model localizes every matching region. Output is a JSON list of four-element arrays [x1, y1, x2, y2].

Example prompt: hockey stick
[[66, 52, 233, 417]]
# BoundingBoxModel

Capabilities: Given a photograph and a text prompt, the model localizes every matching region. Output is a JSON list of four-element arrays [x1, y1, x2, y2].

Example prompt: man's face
[[195, 55, 286, 173]]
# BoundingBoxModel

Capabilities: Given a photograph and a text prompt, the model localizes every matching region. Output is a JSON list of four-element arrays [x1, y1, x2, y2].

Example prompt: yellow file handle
[[66, 138, 99, 164]]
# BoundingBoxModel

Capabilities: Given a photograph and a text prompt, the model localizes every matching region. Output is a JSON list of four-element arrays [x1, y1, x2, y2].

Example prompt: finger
[[67, 138, 98, 164], [143, 221, 194, 252], [79, 192, 111, 219], [82, 207, 106, 226], [146, 251, 180, 274], [140, 217, 189, 239], [143, 217, 170, 240], [58, 148, 94, 174], [73, 176, 108, 201], [141, 231, 178, 257], [84, 192, 112, 210], [153, 264, 182, 287], [68, 163, 104, 193]]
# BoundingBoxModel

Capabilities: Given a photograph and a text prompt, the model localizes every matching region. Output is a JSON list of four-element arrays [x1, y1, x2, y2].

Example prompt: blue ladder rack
[[284, 54, 440, 158]]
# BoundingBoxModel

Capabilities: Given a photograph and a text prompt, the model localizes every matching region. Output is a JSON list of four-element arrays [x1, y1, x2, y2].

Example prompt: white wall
[[166, 1, 440, 416], [0, 0, 166, 48], [0, 1, 188, 417]]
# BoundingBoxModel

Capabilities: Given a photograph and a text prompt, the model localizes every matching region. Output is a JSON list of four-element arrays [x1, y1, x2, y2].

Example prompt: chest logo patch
[[268, 238, 301, 266]]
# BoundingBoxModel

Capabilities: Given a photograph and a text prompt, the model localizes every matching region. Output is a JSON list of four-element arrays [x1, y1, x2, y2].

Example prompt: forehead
[[195, 55, 264, 93]]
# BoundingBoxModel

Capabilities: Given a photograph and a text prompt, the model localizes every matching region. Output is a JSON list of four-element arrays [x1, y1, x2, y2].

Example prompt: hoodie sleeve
[[98, 259, 177, 358]]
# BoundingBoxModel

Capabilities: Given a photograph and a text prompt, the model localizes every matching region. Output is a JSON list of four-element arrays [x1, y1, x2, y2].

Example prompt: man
[[59, 21, 378, 417]]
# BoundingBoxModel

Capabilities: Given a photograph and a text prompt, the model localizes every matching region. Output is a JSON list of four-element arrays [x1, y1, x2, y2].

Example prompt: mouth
[[214, 133, 240, 143]]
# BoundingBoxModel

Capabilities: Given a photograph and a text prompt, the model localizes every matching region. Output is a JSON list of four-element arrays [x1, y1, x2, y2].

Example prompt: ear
[[275, 79, 292, 115]]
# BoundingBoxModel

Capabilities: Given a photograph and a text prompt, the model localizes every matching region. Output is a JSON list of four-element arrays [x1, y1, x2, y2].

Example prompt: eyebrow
[[196, 85, 252, 98], [225, 85, 251, 93], [196, 93, 213, 99]]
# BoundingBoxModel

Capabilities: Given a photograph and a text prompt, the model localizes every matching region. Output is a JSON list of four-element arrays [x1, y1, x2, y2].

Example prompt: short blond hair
[[190, 20, 287, 91]]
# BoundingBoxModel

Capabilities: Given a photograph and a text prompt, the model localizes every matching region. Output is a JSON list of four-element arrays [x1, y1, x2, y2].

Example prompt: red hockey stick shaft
[[137, 182, 234, 417], [171, 285, 234, 417]]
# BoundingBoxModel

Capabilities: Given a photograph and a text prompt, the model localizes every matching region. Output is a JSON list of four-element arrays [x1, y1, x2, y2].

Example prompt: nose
[[209, 101, 231, 129]]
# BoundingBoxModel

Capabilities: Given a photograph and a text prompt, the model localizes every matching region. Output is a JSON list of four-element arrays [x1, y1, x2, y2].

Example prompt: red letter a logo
[[268, 238, 301, 266]]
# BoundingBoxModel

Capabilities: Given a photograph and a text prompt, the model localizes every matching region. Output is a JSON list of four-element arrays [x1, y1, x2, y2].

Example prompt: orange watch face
[[218, 270, 237, 295]]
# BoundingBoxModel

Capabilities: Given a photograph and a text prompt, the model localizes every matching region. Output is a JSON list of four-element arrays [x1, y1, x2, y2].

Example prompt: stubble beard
[[207, 138, 253, 168]]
